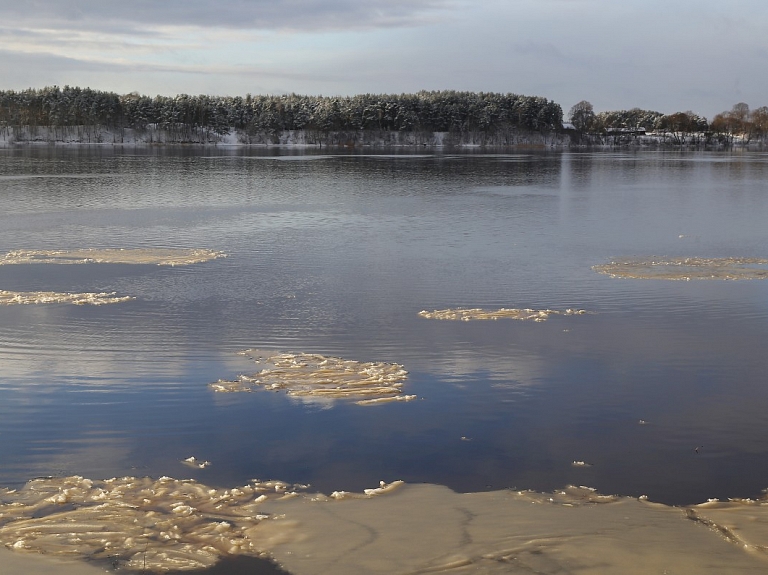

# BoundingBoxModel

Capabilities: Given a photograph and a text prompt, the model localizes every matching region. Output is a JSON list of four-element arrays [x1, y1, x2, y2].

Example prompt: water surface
[[1, 147, 768, 509]]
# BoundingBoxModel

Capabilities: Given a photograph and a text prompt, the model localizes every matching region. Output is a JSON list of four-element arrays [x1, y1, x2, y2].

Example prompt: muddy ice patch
[[593, 257, 768, 280], [0, 290, 134, 306], [4, 477, 768, 574], [418, 308, 587, 322], [0, 249, 225, 267], [210, 351, 415, 406]]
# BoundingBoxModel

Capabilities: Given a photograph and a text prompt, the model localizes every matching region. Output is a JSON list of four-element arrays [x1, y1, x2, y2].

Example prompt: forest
[[568, 100, 768, 145], [1, 85, 766, 146], [0, 86, 562, 137]]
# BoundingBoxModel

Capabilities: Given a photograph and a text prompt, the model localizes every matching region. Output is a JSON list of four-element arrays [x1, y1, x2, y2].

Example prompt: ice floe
[[0, 248, 225, 266], [0, 290, 134, 306], [210, 351, 414, 405], [593, 257, 768, 280], [418, 308, 587, 322], [181, 457, 211, 469], [0, 475, 400, 572], [0, 475, 282, 571]]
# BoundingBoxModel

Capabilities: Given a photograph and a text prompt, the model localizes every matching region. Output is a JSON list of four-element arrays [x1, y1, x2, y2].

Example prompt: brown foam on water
[[593, 257, 768, 280], [0, 290, 134, 306], [0, 249, 225, 266], [209, 351, 415, 406], [418, 308, 587, 322], [3, 478, 768, 574]]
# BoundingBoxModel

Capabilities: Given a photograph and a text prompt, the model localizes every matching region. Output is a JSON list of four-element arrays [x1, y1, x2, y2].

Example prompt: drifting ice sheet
[[0, 248, 225, 266], [593, 257, 768, 280], [0, 475, 303, 571], [418, 308, 586, 322], [210, 351, 415, 405], [3, 477, 768, 573], [0, 290, 134, 306]]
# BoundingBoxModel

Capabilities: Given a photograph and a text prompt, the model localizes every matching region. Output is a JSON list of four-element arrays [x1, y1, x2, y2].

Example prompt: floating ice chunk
[[182, 457, 211, 469], [593, 257, 768, 280], [418, 307, 587, 321], [363, 480, 405, 497], [0, 475, 302, 571], [355, 394, 417, 406], [208, 379, 252, 393], [0, 248, 225, 266], [210, 351, 413, 406], [0, 290, 134, 306]]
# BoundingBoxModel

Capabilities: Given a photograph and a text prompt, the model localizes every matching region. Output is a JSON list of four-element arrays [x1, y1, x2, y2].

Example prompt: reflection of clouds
[[0, 346, 186, 385], [423, 348, 545, 389], [287, 395, 337, 411], [5, 435, 134, 485], [0, 337, 248, 391]]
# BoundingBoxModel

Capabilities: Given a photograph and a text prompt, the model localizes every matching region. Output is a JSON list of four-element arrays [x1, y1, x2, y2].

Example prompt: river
[[1, 147, 768, 573]]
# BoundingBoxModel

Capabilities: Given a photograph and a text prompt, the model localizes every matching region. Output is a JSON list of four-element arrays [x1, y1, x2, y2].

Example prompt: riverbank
[[0, 125, 567, 148], [0, 548, 108, 575], [3, 479, 768, 575], [3, 125, 764, 150]]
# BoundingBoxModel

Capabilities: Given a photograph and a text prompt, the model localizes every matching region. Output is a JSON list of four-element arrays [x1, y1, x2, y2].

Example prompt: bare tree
[[749, 106, 768, 142], [568, 100, 595, 133]]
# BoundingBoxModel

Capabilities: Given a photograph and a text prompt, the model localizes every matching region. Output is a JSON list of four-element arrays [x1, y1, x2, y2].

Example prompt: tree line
[[3, 85, 765, 146], [0, 86, 563, 137], [568, 100, 768, 145]]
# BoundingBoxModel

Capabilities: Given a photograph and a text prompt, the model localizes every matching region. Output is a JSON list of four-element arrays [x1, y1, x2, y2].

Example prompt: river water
[[1, 147, 767, 517]]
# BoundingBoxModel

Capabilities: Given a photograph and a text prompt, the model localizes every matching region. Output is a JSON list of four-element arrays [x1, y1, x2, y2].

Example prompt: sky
[[1, 0, 767, 120]]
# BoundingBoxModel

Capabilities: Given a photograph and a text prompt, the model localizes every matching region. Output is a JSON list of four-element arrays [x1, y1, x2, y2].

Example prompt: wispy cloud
[[0, 0, 461, 33], [0, 0, 767, 116], [0, 47, 338, 83]]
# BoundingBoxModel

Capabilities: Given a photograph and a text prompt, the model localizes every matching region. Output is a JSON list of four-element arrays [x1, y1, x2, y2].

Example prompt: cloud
[[0, 0, 460, 33], [1, 0, 767, 116], [0, 46, 341, 94]]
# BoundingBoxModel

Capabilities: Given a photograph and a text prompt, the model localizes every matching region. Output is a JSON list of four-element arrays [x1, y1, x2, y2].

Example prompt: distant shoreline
[[0, 126, 567, 149], [3, 126, 761, 150]]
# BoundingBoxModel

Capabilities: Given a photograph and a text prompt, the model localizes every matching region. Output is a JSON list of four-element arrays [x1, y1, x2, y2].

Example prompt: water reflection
[[0, 148, 768, 512]]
